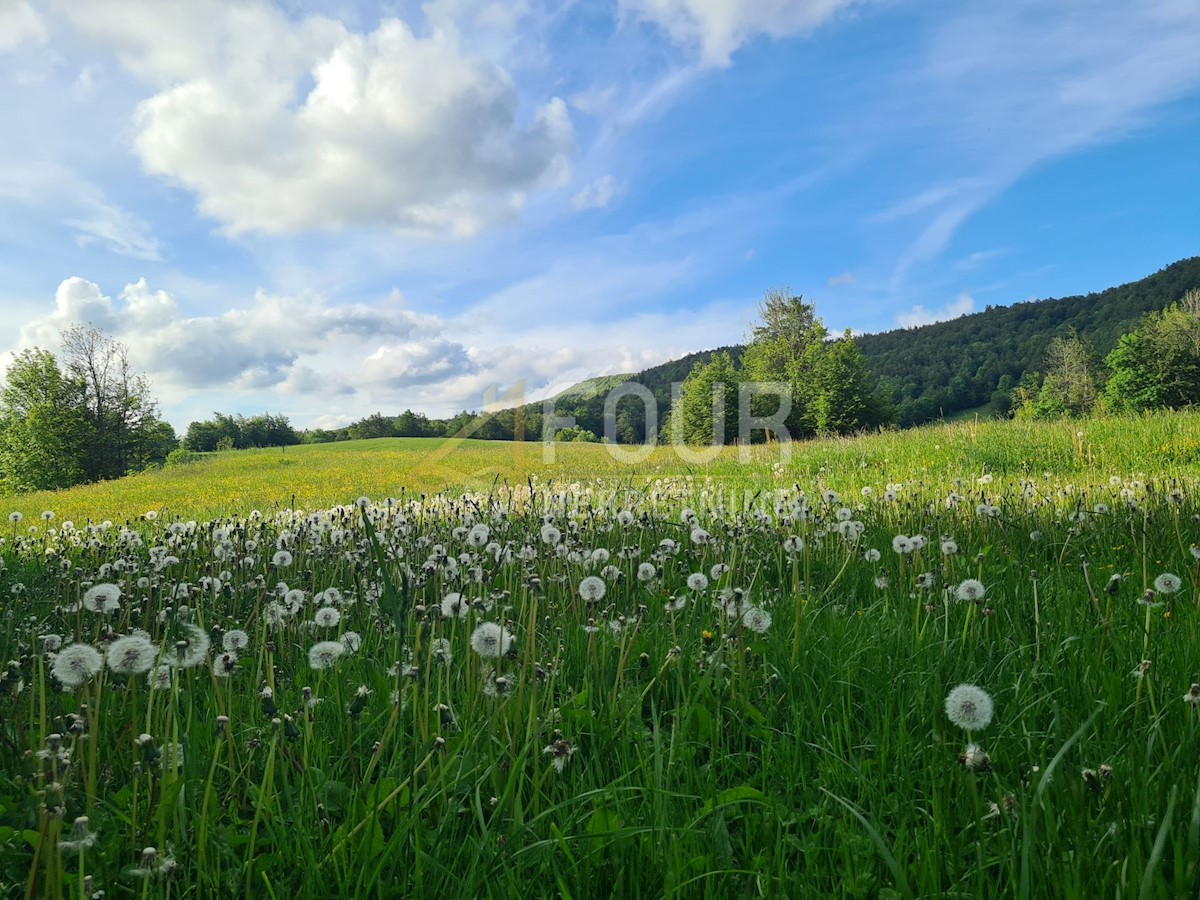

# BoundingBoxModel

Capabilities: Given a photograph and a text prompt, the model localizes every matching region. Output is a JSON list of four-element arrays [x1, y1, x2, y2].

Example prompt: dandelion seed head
[[741, 606, 772, 634], [944, 683, 994, 732], [955, 579, 986, 602], [1153, 573, 1182, 595], [308, 640, 346, 670], [106, 634, 158, 675], [82, 583, 121, 614], [441, 592, 469, 618], [223, 629, 250, 652], [51, 644, 103, 688], [314, 607, 341, 628], [578, 576, 606, 603], [470, 622, 514, 659]]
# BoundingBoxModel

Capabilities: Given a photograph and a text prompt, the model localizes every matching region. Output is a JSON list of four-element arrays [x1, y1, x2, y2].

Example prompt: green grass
[[4, 410, 1200, 524], [1, 412, 1199, 897]]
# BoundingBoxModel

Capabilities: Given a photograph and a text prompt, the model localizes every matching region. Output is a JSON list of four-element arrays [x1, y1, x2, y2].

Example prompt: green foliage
[[394, 409, 439, 438], [809, 330, 889, 434], [164, 447, 205, 467], [0, 334, 174, 493], [186, 412, 301, 451], [2, 429, 1199, 897], [670, 351, 742, 444], [553, 425, 599, 442], [1012, 333, 1104, 420], [858, 256, 1200, 424], [347, 412, 398, 441], [0, 348, 89, 491], [673, 298, 889, 444], [1105, 290, 1200, 412]]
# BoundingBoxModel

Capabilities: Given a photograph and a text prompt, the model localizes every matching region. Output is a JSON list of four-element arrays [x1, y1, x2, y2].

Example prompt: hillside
[[857, 255, 1200, 424], [549, 256, 1200, 431], [310, 257, 1200, 445]]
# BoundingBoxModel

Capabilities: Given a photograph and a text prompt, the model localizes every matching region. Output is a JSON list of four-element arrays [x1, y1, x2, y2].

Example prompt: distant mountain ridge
[[552, 256, 1200, 428]]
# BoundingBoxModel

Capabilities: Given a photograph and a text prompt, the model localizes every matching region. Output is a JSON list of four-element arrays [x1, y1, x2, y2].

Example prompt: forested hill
[[594, 256, 1200, 428], [857, 256, 1200, 424], [308, 256, 1199, 445]]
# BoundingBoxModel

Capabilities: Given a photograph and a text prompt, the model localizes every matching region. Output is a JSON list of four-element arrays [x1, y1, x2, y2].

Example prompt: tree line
[[0, 326, 178, 492], [1012, 289, 1200, 419]]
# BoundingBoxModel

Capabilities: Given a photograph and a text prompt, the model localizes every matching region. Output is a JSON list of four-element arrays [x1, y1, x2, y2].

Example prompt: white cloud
[[0, 162, 161, 260], [896, 292, 974, 329], [0, 0, 47, 53], [620, 0, 858, 67], [4, 269, 752, 428], [572, 175, 623, 210], [827, 271, 855, 286], [60, 2, 574, 237], [66, 202, 161, 261]]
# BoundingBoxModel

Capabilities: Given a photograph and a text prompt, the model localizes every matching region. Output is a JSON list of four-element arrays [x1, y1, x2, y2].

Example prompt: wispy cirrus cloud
[[870, 0, 1200, 292]]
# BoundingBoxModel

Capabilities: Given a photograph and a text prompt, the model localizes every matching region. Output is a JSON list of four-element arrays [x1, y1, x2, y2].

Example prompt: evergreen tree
[[671, 352, 740, 445]]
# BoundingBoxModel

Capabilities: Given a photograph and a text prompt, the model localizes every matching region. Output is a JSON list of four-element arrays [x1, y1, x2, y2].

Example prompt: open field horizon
[[4, 411, 1200, 525]]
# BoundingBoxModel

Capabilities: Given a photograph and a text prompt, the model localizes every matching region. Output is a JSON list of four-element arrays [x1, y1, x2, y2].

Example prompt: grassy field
[[2, 413, 1200, 897], [4, 411, 1200, 523]]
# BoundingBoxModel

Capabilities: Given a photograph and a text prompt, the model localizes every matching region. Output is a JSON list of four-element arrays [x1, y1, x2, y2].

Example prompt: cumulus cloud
[[620, 0, 858, 66], [896, 292, 974, 329], [0, 1, 47, 53], [61, 2, 573, 237], [4, 270, 752, 427], [362, 340, 476, 387], [15, 277, 445, 398]]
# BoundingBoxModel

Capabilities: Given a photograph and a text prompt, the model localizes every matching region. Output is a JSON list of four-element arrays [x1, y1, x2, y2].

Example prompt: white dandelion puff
[[106, 634, 158, 675], [308, 640, 346, 670], [51, 644, 103, 688], [441, 592, 470, 619], [1153, 573, 1182, 595], [314, 607, 341, 628], [470, 622, 514, 659], [578, 576, 607, 603], [223, 629, 250, 652], [741, 606, 772, 634], [944, 684, 994, 732], [169, 624, 210, 669], [955, 579, 986, 602], [82, 583, 122, 614]]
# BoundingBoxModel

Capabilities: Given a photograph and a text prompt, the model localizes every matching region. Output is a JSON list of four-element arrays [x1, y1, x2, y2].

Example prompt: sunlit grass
[[4, 411, 1200, 523], [1, 411, 1199, 897]]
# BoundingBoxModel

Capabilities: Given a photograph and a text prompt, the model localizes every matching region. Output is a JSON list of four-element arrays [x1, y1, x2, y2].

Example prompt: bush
[[164, 448, 205, 467]]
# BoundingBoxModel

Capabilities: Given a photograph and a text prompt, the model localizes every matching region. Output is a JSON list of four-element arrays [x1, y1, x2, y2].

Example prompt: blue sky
[[1, 0, 1198, 431]]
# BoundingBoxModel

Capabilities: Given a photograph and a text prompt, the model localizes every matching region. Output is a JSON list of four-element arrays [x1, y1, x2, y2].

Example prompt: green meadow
[[1, 412, 1199, 897], [4, 411, 1200, 523]]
